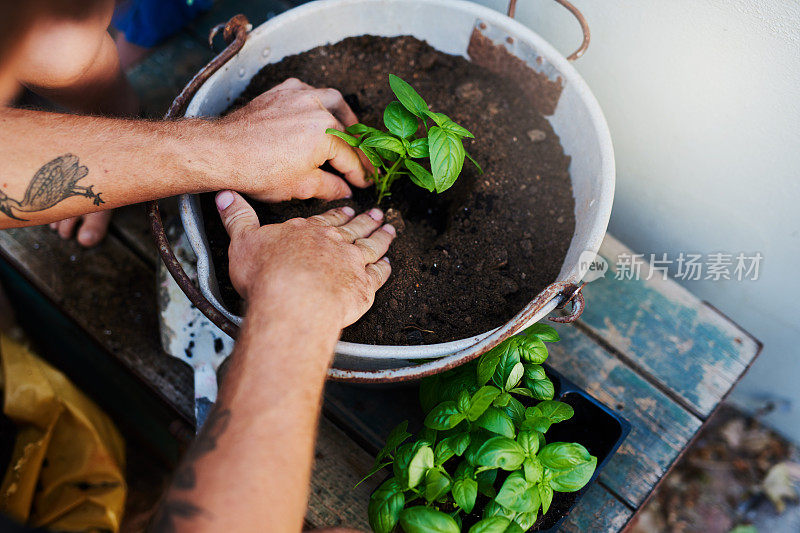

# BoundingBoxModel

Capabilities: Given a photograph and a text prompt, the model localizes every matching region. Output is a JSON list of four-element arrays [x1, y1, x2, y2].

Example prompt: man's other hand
[[216, 78, 374, 203], [215, 190, 394, 330]]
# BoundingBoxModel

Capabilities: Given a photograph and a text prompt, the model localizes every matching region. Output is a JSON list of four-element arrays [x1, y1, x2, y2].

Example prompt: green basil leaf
[[424, 468, 451, 502], [417, 427, 438, 447], [457, 390, 471, 414], [510, 387, 534, 398], [523, 364, 547, 382], [500, 396, 527, 429], [359, 145, 383, 168], [376, 420, 411, 463], [376, 147, 400, 161], [527, 378, 555, 401], [399, 506, 460, 533], [425, 401, 466, 430], [523, 457, 543, 484], [428, 126, 465, 193], [538, 442, 597, 492], [476, 407, 516, 438], [524, 323, 560, 342], [477, 346, 503, 385], [435, 439, 455, 465], [368, 477, 405, 533], [403, 159, 435, 191], [440, 432, 471, 458], [505, 362, 524, 391], [514, 509, 539, 531], [388, 74, 430, 118], [407, 445, 434, 489], [492, 343, 520, 391], [468, 517, 511, 533], [493, 392, 512, 407], [467, 386, 502, 421], [476, 468, 498, 498], [423, 111, 474, 138], [517, 335, 549, 364], [465, 150, 483, 174], [355, 459, 393, 489], [482, 500, 516, 520], [539, 482, 554, 514], [496, 471, 540, 513], [362, 133, 406, 155], [325, 128, 360, 147], [347, 123, 381, 136], [421, 364, 478, 410], [408, 137, 429, 158], [475, 436, 526, 471], [517, 430, 540, 457], [392, 442, 416, 487], [453, 462, 478, 513], [547, 457, 597, 492], [506, 521, 525, 533], [522, 415, 552, 433], [384, 101, 419, 138], [465, 429, 494, 467], [535, 400, 574, 423]]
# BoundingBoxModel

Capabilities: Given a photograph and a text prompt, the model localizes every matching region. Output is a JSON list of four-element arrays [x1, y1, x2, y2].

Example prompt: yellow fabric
[[0, 333, 126, 531]]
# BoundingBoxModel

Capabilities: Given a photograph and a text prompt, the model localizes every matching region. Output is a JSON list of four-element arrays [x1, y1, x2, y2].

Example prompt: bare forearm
[[151, 293, 341, 533], [0, 107, 222, 227]]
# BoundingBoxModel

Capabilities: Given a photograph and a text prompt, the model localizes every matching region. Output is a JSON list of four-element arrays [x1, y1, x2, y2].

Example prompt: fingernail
[[342, 206, 355, 217], [382, 223, 396, 236], [344, 190, 353, 199], [382, 256, 390, 264], [79, 231, 96, 244], [49, 223, 56, 230], [216, 191, 234, 211], [368, 207, 383, 221]]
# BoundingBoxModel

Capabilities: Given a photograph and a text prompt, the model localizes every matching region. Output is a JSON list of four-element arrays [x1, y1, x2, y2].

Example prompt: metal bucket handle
[[507, 0, 590, 61], [148, 10, 587, 383]]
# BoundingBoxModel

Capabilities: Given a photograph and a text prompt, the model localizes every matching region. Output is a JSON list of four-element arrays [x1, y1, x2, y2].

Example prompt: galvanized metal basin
[[175, 0, 615, 382]]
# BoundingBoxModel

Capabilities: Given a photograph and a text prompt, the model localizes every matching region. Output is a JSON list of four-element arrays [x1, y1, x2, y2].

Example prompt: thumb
[[216, 190, 259, 239], [309, 169, 353, 201]]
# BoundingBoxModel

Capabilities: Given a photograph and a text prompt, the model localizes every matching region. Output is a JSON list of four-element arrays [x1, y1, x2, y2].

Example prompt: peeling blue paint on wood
[[560, 483, 632, 532], [547, 324, 702, 507], [579, 236, 760, 417]]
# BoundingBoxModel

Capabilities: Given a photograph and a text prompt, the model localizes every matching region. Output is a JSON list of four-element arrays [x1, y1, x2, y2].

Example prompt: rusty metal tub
[[150, 0, 615, 383]]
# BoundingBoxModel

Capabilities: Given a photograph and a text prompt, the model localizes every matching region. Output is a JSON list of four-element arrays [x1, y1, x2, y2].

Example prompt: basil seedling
[[326, 74, 481, 203], [361, 323, 598, 533]]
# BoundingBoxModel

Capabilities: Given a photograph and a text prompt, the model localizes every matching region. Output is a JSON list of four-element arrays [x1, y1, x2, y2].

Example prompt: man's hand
[[216, 78, 374, 203], [215, 190, 393, 330]]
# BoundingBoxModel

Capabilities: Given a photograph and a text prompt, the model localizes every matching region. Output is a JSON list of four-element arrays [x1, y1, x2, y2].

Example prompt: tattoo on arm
[[149, 408, 232, 532], [0, 154, 104, 221]]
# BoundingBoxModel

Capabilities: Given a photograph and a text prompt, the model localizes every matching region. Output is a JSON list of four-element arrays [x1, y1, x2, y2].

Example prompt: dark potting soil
[[202, 35, 575, 345]]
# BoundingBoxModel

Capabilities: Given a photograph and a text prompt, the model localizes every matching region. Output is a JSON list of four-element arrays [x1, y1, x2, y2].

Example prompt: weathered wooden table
[[0, 2, 761, 529]]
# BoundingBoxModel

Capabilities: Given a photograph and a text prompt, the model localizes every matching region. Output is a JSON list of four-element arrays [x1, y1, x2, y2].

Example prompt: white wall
[[473, 0, 800, 441]]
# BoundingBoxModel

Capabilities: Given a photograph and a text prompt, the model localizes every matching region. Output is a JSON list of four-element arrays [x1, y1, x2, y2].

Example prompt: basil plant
[[362, 324, 597, 533], [326, 74, 481, 203]]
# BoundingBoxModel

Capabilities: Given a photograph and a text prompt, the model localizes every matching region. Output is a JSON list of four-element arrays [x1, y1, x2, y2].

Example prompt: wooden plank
[[559, 483, 632, 533], [547, 323, 701, 508], [112, 204, 160, 266], [307, 416, 379, 530], [0, 226, 194, 421], [126, 32, 215, 118], [579, 235, 760, 418]]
